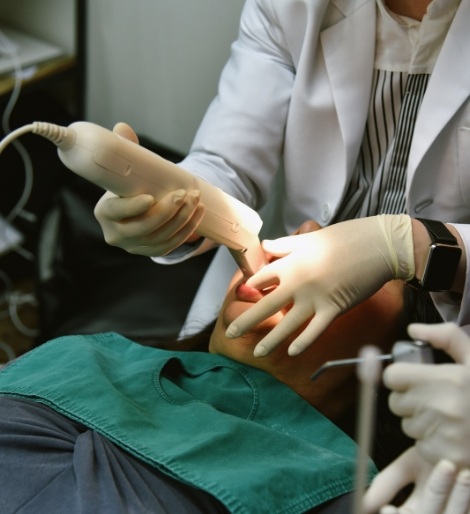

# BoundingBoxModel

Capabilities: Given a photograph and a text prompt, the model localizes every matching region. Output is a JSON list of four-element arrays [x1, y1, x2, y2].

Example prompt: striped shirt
[[334, 0, 460, 221]]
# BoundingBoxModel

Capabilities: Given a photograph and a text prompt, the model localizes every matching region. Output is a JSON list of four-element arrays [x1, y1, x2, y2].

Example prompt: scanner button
[[231, 222, 241, 233], [93, 148, 132, 176]]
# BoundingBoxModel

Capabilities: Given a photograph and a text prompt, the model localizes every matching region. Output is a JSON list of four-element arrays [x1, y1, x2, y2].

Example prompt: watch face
[[423, 244, 462, 291]]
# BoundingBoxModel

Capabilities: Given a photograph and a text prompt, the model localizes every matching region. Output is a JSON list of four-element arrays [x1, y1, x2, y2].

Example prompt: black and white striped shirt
[[334, 0, 460, 221]]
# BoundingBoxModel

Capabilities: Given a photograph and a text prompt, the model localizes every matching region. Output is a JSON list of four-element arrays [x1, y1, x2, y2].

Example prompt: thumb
[[262, 234, 310, 256], [113, 122, 140, 144]]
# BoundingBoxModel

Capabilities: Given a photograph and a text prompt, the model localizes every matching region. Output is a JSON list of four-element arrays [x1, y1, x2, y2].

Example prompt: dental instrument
[[310, 340, 434, 381], [0, 121, 268, 278]]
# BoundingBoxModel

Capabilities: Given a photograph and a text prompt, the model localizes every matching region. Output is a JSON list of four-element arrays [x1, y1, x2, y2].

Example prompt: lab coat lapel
[[320, 0, 376, 172], [408, 0, 470, 179]]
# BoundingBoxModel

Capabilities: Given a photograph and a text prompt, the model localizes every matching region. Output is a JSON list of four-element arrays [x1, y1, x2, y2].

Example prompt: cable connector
[[32, 122, 75, 149], [0, 122, 75, 155]]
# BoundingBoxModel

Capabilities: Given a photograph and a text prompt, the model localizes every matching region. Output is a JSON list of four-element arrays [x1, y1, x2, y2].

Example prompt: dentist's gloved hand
[[385, 322, 470, 468], [363, 447, 470, 514], [225, 215, 415, 357], [94, 122, 205, 257]]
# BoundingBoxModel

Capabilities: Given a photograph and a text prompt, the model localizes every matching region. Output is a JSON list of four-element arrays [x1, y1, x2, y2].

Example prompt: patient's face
[[209, 267, 406, 420]]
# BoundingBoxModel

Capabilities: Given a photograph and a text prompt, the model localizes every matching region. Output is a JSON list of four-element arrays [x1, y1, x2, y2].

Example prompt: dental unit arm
[[0, 121, 268, 277]]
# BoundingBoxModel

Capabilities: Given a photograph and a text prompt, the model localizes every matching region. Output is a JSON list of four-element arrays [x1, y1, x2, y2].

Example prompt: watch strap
[[417, 218, 458, 245]]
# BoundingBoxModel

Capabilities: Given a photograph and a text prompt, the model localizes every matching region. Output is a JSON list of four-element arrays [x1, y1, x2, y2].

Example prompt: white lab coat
[[156, 0, 470, 335]]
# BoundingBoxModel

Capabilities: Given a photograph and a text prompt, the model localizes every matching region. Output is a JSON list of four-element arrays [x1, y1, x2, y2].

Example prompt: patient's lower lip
[[235, 283, 263, 302]]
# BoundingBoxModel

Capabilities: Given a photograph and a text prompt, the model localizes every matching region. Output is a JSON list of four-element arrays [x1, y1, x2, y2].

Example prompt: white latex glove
[[363, 447, 470, 514], [94, 122, 205, 257], [384, 322, 470, 468], [225, 215, 415, 356]]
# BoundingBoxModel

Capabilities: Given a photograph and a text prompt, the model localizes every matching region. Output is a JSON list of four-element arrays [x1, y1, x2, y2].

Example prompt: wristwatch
[[407, 218, 462, 292]]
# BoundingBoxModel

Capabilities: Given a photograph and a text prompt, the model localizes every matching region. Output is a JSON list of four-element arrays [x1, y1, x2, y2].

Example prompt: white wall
[[85, 1, 245, 154]]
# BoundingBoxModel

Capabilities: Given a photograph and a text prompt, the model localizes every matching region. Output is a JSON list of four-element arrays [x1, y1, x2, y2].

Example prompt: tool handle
[[57, 121, 268, 275]]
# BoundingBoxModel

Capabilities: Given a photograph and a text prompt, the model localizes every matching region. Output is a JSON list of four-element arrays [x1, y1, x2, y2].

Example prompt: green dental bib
[[0, 333, 372, 513]]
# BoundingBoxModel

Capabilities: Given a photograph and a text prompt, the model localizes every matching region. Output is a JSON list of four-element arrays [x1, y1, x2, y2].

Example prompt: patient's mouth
[[235, 282, 264, 303]]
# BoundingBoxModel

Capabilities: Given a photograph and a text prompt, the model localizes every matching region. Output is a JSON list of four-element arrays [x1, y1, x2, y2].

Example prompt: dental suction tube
[[33, 121, 268, 277]]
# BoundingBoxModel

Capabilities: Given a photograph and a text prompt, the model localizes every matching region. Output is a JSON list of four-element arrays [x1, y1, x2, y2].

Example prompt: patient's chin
[[210, 308, 277, 358], [222, 301, 252, 326]]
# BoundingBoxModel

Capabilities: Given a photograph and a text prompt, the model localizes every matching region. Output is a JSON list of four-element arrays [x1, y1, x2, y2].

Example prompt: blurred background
[[0, 0, 245, 363]]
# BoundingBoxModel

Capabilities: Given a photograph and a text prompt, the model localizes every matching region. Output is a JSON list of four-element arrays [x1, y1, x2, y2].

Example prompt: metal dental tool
[[320, 341, 433, 514], [310, 340, 434, 381]]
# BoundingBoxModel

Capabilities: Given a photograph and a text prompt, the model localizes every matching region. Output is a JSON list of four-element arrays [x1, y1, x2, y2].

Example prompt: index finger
[[95, 192, 155, 221], [253, 304, 317, 357], [407, 323, 470, 365], [225, 288, 292, 339], [383, 362, 456, 391]]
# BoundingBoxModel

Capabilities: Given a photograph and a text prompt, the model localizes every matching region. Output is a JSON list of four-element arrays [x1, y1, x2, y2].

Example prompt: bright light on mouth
[[235, 282, 264, 303]]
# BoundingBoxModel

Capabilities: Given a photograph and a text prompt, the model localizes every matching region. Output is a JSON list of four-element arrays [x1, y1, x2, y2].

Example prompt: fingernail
[[254, 345, 268, 358], [189, 190, 201, 205], [173, 189, 186, 205], [225, 324, 241, 339]]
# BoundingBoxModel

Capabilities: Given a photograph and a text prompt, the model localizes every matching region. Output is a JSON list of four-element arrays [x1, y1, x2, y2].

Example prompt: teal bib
[[0, 333, 373, 513]]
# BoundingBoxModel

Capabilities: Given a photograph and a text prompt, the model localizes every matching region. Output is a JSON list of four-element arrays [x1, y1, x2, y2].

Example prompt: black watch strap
[[418, 218, 458, 245]]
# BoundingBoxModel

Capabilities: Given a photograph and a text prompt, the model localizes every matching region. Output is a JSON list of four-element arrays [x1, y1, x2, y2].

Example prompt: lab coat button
[[321, 204, 331, 222]]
